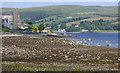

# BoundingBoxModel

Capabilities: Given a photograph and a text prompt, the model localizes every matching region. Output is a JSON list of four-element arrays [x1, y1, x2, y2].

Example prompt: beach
[[1, 34, 120, 71]]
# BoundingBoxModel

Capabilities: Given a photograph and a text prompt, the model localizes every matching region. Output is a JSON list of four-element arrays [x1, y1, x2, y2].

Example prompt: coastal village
[[1, 8, 119, 71], [2, 8, 58, 33], [1, 8, 89, 33], [1, 8, 112, 47]]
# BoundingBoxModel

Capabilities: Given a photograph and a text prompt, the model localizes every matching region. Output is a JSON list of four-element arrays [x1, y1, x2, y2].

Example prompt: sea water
[[57, 32, 119, 48]]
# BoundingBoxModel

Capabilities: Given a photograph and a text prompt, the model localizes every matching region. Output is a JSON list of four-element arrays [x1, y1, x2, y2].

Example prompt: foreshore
[[1, 31, 77, 38], [2, 35, 119, 71]]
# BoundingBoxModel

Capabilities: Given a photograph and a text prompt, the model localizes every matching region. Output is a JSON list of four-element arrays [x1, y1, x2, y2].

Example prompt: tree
[[99, 19, 104, 23], [27, 25, 33, 31], [33, 27, 38, 32], [60, 23, 66, 29], [27, 22, 33, 31], [38, 23, 45, 32], [51, 24, 58, 30], [28, 22, 32, 25]]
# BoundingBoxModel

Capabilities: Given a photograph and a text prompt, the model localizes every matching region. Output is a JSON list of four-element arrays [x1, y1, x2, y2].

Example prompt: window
[[2, 19, 5, 23], [6, 19, 8, 23]]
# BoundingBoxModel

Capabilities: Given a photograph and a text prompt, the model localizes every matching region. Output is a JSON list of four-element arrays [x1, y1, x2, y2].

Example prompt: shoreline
[[91, 30, 119, 33], [57, 30, 119, 33], [1, 32, 118, 48], [60, 32, 119, 33]]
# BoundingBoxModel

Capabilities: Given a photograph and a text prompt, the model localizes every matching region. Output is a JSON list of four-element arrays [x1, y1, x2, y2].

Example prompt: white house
[[20, 23, 28, 30], [1, 8, 22, 29], [67, 16, 72, 19], [2, 18, 12, 29], [58, 29, 66, 32], [75, 25, 79, 27], [81, 29, 88, 32]]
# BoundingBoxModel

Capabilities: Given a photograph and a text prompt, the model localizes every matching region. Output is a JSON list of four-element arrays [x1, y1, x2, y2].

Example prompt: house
[[2, 16, 12, 29], [53, 30, 57, 32], [1, 8, 22, 29], [20, 23, 28, 30], [42, 30, 48, 33], [58, 29, 66, 32], [67, 16, 72, 19], [42, 27, 50, 33], [81, 29, 88, 32], [75, 25, 79, 27]]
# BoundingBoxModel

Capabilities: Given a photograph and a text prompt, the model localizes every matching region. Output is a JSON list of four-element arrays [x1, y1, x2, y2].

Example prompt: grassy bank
[[2, 61, 119, 71]]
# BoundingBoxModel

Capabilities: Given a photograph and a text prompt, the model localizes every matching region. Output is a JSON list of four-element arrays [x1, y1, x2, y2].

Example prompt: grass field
[[66, 17, 118, 26]]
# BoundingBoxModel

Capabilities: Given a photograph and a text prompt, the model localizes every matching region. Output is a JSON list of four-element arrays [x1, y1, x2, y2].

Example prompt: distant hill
[[1, 5, 118, 31], [2, 5, 118, 18]]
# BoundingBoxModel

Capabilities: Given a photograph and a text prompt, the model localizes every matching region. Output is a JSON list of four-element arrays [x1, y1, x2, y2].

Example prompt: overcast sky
[[1, 0, 119, 2], [2, 2, 119, 8], [1, 0, 119, 8]]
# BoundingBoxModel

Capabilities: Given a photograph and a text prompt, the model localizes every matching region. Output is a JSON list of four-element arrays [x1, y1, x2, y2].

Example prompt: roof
[[1, 15, 13, 22]]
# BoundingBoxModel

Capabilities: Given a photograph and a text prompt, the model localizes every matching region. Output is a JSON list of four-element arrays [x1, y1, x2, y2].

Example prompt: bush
[[38, 23, 45, 32], [2, 28, 10, 32]]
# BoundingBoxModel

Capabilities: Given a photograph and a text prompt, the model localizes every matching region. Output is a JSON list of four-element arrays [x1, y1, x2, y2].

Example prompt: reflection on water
[[58, 32, 118, 48]]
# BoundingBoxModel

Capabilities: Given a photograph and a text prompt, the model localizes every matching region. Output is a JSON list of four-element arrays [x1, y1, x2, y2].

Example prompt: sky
[[1, 2, 119, 8], [1, 0, 119, 2]]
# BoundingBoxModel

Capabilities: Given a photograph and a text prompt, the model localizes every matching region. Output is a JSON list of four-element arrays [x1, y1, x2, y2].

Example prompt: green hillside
[[1, 5, 118, 32]]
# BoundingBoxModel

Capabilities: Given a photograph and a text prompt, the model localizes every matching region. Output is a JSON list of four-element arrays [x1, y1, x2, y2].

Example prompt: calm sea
[[57, 32, 119, 48]]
